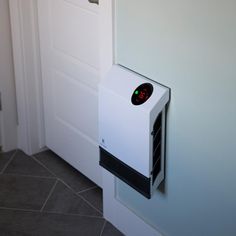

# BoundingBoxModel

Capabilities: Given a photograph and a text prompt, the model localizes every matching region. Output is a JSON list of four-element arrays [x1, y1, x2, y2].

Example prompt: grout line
[[0, 206, 104, 219], [76, 193, 103, 215], [42, 210, 104, 219], [59, 179, 103, 215], [99, 220, 107, 236], [0, 150, 18, 174], [32, 153, 103, 215], [40, 179, 58, 212], [31, 155, 57, 177], [57, 178, 82, 194], [1, 173, 57, 180], [0, 206, 40, 213], [10, 149, 18, 158], [76, 186, 98, 194]]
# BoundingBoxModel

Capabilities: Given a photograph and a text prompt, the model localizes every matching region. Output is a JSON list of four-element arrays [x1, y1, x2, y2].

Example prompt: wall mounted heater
[[99, 65, 170, 199]]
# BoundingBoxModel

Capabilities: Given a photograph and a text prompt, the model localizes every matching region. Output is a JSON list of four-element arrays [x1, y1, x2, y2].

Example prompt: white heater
[[99, 65, 170, 198]]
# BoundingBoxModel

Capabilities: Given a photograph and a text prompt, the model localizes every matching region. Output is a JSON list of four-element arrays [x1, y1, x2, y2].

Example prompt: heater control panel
[[131, 83, 153, 105]]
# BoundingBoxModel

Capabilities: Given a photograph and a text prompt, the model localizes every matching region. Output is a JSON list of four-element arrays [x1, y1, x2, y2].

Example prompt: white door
[[38, 0, 102, 186]]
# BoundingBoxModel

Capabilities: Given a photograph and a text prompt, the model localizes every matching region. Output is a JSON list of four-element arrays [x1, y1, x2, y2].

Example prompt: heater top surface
[[99, 65, 169, 112]]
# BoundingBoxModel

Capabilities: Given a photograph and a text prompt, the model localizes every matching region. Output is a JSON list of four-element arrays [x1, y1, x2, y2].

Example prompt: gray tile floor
[[0, 150, 123, 236]]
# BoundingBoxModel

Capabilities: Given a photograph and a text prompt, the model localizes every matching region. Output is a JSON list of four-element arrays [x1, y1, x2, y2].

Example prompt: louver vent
[[152, 112, 162, 184]]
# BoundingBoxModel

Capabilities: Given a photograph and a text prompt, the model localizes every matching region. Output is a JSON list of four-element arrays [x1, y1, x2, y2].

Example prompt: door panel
[[51, 0, 99, 68], [38, 0, 101, 186], [53, 50, 99, 90], [53, 71, 98, 141]]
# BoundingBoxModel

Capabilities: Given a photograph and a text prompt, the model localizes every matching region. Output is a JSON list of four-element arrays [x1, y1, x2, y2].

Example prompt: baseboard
[[102, 170, 163, 236]]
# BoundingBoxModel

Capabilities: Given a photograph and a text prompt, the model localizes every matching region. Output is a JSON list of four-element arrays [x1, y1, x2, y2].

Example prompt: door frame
[[0, 0, 17, 152], [9, 0, 45, 155], [9, 0, 162, 235]]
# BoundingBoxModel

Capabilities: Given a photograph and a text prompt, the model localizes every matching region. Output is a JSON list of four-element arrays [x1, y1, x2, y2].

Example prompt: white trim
[[9, 0, 45, 155], [0, 0, 17, 152], [103, 171, 163, 236], [99, 0, 114, 77], [100, 1, 163, 235]]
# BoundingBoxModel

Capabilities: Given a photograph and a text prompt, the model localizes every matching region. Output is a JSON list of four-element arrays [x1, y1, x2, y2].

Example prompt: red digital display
[[131, 83, 153, 105]]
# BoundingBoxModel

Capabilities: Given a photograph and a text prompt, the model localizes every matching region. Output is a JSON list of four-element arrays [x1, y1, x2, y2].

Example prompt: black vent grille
[[152, 112, 162, 184], [99, 147, 151, 199]]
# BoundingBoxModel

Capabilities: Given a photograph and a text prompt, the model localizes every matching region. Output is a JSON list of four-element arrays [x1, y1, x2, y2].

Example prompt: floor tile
[[0, 209, 105, 236], [0, 175, 56, 210], [0, 150, 123, 236], [102, 222, 124, 236], [43, 181, 102, 217], [3, 150, 53, 177], [79, 187, 103, 213], [0, 150, 15, 173], [34, 150, 96, 192]]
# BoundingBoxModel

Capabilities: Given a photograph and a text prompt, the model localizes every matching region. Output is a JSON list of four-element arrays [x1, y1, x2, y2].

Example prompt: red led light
[[138, 91, 146, 99]]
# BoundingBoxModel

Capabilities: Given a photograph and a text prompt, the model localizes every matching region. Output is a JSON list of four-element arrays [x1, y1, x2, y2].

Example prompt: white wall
[[0, 0, 17, 152], [115, 1, 236, 236]]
